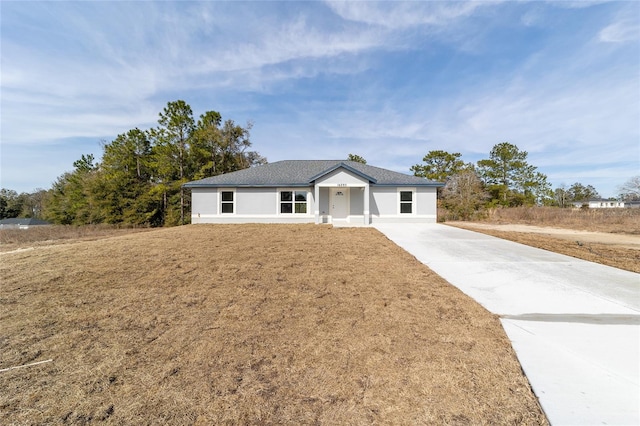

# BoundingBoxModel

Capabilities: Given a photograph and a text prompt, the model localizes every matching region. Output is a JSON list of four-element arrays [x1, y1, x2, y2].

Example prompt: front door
[[331, 188, 349, 221]]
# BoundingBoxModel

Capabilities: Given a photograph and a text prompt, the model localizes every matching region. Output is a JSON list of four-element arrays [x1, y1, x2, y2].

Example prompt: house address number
[[337, 183, 347, 187]]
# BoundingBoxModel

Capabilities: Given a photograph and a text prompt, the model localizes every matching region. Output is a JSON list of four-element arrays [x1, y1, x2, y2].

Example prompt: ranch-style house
[[183, 160, 443, 226]]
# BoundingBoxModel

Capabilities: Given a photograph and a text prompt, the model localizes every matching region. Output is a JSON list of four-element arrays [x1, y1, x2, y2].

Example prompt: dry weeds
[[446, 207, 640, 273], [0, 225, 152, 253], [0, 225, 546, 425], [453, 226, 640, 273], [480, 206, 640, 234]]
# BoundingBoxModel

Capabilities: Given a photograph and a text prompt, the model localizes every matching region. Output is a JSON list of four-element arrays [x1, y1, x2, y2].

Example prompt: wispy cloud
[[193, 17, 382, 78], [278, 5, 639, 193], [1, 2, 383, 147], [325, 1, 489, 29], [1, 1, 637, 198], [598, 17, 640, 43]]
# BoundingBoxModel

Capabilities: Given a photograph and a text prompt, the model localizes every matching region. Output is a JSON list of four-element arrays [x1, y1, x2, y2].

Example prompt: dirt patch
[[447, 222, 640, 273], [0, 224, 546, 424]]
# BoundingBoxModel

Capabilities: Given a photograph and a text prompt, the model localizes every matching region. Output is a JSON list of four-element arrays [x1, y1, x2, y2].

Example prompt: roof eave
[[308, 162, 378, 184], [184, 182, 444, 188], [183, 183, 312, 188], [373, 183, 444, 187]]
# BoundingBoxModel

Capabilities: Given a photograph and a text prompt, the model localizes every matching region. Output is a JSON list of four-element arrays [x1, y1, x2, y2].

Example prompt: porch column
[[314, 184, 320, 224], [363, 183, 370, 225]]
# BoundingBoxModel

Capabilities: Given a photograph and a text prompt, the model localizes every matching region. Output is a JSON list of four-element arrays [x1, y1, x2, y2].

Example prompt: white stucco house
[[0, 218, 51, 229], [183, 160, 443, 225], [571, 199, 626, 209]]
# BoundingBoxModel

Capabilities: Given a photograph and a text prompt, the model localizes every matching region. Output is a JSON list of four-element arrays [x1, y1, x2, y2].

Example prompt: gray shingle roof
[[183, 160, 443, 188]]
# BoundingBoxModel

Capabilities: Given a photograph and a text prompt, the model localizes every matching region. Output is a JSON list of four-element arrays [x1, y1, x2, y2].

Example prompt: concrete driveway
[[374, 223, 640, 426]]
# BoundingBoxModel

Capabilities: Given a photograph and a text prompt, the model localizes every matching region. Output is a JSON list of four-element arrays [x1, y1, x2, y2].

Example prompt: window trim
[[219, 189, 236, 214], [278, 189, 309, 215], [398, 188, 415, 215]]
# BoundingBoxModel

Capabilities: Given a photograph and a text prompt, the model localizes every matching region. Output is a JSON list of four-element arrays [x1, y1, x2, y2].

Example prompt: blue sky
[[1, 1, 638, 198]]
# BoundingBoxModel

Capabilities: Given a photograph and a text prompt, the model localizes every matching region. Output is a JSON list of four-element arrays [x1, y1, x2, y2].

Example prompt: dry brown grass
[[445, 206, 640, 273], [0, 224, 152, 252], [448, 223, 640, 273], [0, 225, 546, 425], [479, 206, 640, 234]]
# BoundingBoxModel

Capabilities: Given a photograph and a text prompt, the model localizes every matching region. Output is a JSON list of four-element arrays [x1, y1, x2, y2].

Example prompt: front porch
[[314, 185, 370, 226], [311, 163, 373, 226]]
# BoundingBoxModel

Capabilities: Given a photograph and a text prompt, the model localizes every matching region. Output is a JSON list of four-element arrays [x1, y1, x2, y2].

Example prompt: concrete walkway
[[374, 223, 640, 426]]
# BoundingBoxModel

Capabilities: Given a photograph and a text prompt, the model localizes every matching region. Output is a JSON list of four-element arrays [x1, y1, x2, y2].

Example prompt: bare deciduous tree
[[618, 176, 640, 201], [442, 169, 488, 220]]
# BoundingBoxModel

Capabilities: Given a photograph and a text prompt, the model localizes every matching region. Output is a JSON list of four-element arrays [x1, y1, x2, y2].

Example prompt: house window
[[220, 191, 234, 214], [400, 191, 413, 214], [280, 191, 307, 214]]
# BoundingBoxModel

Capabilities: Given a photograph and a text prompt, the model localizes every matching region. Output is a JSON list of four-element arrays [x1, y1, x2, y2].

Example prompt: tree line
[[409, 143, 639, 220], [3, 116, 639, 224], [0, 101, 265, 226]]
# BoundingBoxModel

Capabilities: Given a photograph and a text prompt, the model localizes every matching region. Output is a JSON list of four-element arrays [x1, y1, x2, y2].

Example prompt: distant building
[[625, 201, 640, 209], [0, 218, 51, 229], [571, 199, 625, 209]]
